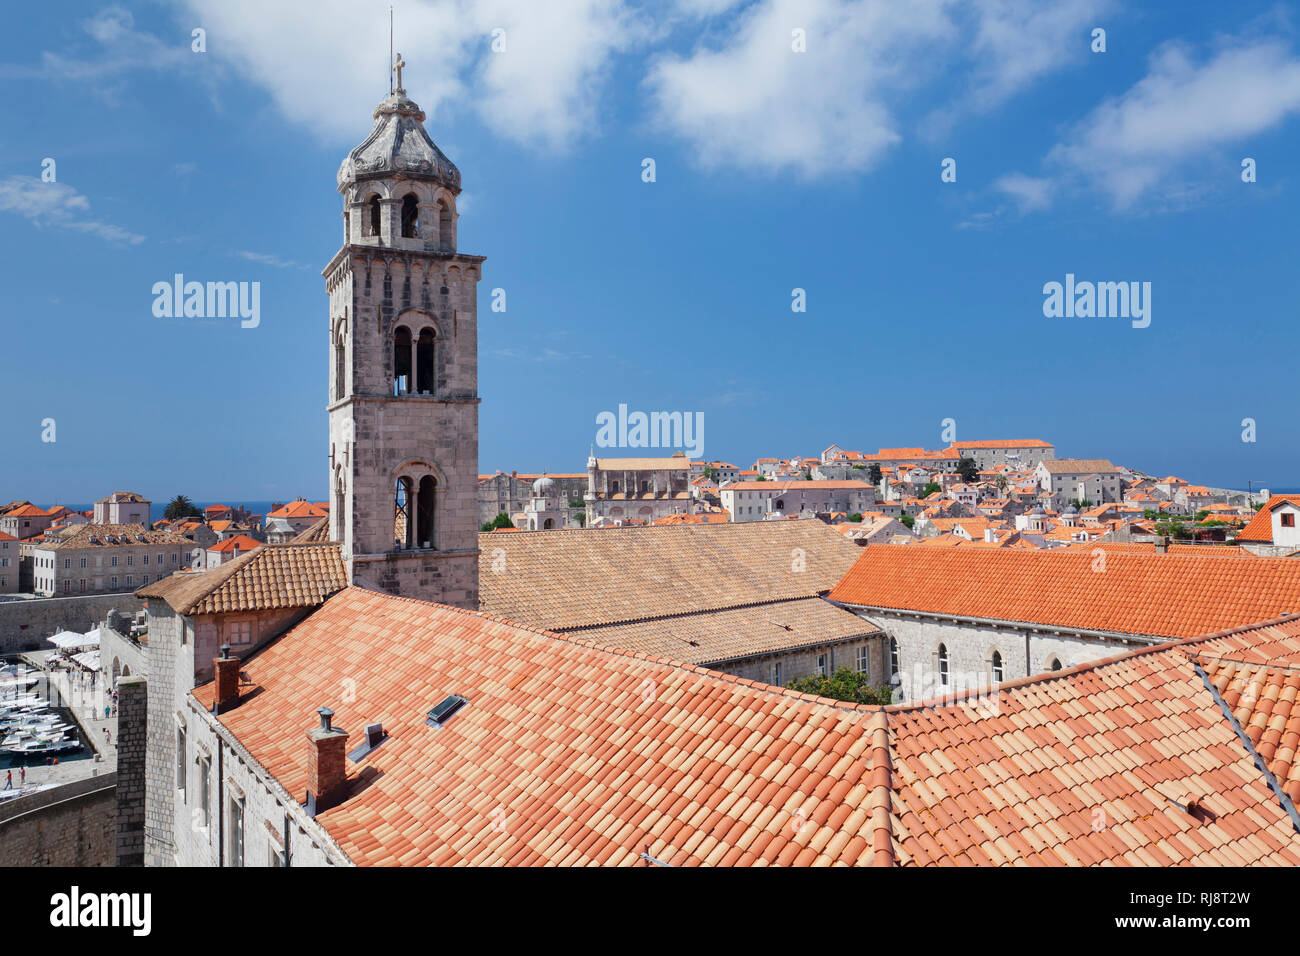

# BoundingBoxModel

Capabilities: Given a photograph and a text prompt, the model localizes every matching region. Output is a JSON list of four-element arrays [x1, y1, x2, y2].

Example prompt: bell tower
[[324, 61, 483, 608]]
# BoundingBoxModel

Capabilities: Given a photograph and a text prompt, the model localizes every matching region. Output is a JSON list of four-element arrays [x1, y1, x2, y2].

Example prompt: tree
[[480, 512, 514, 531], [921, 482, 942, 498], [956, 457, 978, 483], [786, 666, 893, 705], [995, 474, 1008, 491], [702, 466, 717, 480], [899, 514, 915, 529], [847, 513, 863, 523], [1070, 499, 1093, 510], [755, 475, 766, 482], [868, 464, 883, 485], [1195, 510, 1210, 522], [164, 494, 202, 520]]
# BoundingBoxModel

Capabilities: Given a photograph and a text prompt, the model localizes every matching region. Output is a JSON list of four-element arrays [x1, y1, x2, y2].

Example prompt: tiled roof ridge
[[557, 593, 879, 636], [884, 611, 1300, 715], [344, 585, 889, 716]]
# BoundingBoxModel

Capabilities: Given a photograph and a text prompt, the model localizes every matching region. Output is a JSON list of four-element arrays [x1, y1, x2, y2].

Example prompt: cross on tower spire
[[392, 53, 406, 93]]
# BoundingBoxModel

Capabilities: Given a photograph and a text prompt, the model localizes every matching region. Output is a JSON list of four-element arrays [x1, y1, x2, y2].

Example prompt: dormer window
[[401, 194, 419, 238]]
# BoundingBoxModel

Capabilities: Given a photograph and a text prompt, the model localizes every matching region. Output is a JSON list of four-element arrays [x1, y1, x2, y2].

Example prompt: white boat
[[2, 733, 80, 756], [3, 724, 74, 747]]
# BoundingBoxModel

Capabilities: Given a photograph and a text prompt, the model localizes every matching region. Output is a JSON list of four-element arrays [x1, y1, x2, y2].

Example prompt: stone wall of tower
[[326, 248, 483, 609]]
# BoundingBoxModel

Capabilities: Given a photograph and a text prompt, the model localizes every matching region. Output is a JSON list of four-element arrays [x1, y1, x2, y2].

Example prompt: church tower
[[324, 59, 483, 608]]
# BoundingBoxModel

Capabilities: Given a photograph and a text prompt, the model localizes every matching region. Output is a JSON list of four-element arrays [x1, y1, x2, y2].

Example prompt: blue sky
[[2, 0, 1298, 503]]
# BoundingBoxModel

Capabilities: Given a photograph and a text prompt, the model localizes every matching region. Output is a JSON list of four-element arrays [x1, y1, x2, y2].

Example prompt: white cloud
[[1049, 38, 1300, 207], [236, 250, 308, 269], [180, 0, 638, 150], [995, 172, 1053, 213], [0, 176, 145, 244], [646, 0, 955, 177], [646, 0, 1108, 178]]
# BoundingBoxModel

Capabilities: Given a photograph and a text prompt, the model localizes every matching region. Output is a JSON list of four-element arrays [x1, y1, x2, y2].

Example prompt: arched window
[[610, 481, 620, 494], [438, 201, 453, 252], [1048, 657, 1062, 671], [543, 518, 554, 530], [366, 195, 381, 238], [775, 499, 784, 510], [394, 476, 413, 549], [890, 637, 899, 678], [991, 650, 1003, 683], [393, 326, 412, 395], [416, 476, 436, 548], [415, 328, 436, 394], [938, 643, 949, 686], [401, 194, 419, 238]]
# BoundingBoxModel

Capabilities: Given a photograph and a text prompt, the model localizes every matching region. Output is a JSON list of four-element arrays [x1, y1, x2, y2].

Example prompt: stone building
[[0, 530, 16, 593], [325, 77, 482, 608], [584, 451, 695, 525], [0, 503, 54, 541], [478, 471, 586, 526], [721, 480, 875, 522], [479, 521, 885, 685], [520, 475, 569, 531], [827, 545, 1300, 702], [28, 523, 193, 597], [93, 491, 151, 525], [1035, 458, 1124, 504], [948, 439, 1055, 470]]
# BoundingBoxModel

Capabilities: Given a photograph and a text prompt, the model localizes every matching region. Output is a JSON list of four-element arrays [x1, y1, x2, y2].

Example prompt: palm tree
[[164, 494, 200, 520]]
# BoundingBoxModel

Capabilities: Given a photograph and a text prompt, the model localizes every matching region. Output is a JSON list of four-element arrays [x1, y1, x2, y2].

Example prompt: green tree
[[1070, 499, 1093, 510], [956, 457, 978, 483], [899, 513, 915, 529], [703, 466, 717, 480], [868, 464, 883, 485], [164, 494, 202, 520], [755, 475, 766, 481], [1195, 510, 1210, 522], [921, 482, 942, 498], [480, 512, 514, 531], [847, 513, 863, 523], [786, 667, 893, 705]]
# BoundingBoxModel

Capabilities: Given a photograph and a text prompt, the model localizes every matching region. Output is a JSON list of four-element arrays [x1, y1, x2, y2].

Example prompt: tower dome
[[532, 475, 557, 497], [337, 90, 461, 194]]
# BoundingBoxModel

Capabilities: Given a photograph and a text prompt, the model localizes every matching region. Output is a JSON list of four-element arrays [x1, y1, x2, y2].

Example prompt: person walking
[[4, 770, 11, 790], [103, 727, 111, 746], [19, 766, 25, 787]]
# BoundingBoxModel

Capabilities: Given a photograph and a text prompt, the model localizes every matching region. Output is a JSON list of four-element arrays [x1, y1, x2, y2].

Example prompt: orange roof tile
[[828, 547, 1300, 638], [1238, 496, 1300, 543]]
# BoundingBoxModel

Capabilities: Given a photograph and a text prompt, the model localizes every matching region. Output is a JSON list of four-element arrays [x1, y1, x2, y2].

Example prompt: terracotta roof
[[4, 504, 49, 517], [575, 596, 882, 666], [479, 521, 862, 632], [949, 439, 1052, 449], [289, 516, 333, 544], [1238, 496, 1300, 543], [723, 480, 872, 492], [267, 499, 330, 519], [96, 491, 148, 504], [207, 534, 263, 554], [189, 588, 1300, 866], [137, 542, 347, 615], [828, 547, 1300, 639], [193, 586, 896, 867], [34, 523, 190, 550], [886, 618, 1300, 866], [1038, 458, 1120, 474], [593, 454, 690, 471]]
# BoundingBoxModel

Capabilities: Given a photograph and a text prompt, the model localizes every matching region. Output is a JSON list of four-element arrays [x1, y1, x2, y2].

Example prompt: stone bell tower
[[324, 59, 483, 608]]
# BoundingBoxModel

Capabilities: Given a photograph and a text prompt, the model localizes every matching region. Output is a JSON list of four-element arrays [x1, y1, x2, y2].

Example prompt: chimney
[[306, 706, 349, 813], [1154, 535, 1169, 554], [213, 644, 240, 712], [984, 528, 997, 543]]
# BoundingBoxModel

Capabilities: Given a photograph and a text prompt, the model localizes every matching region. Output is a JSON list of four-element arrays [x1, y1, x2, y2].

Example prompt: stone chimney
[[1154, 535, 1169, 554], [984, 528, 997, 543], [213, 645, 240, 712], [306, 707, 349, 812]]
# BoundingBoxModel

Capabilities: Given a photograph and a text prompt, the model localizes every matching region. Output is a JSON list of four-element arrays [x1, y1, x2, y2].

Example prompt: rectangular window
[[80, 557, 86, 568], [856, 646, 870, 675], [111, 576, 118, 588], [79, 579, 86, 592], [62, 581, 70, 593], [229, 799, 245, 867], [125, 575, 133, 586], [771, 662, 781, 685], [817, 654, 828, 676], [143, 554, 149, 565], [126, 555, 133, 565], [111, 556, 118, 567], [1283, 514, 1295, 528], [269, 844, 285, 867], [63, 558, 70, 569]]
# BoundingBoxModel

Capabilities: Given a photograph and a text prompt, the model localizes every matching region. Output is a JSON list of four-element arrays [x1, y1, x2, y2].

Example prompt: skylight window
[[426, 695, 467, 727]]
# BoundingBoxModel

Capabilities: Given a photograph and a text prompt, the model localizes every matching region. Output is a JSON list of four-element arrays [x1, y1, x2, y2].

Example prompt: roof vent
[[426, 694, 468, 727], [348, 721, 388, 762]]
